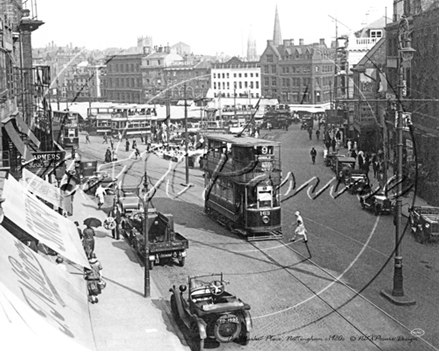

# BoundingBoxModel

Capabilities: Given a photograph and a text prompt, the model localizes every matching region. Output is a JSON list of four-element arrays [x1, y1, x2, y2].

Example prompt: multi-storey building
[[351, 38, 387, 152], [163, 59, 211, 103], [260, 38, 334, 105], [141, 46, 183, 104], [65, 61, 105, 103], [210, 57, 261, 99], [0, 0, 45, 178], [102, 53, 143, 103], [384, 0, 439, 205]]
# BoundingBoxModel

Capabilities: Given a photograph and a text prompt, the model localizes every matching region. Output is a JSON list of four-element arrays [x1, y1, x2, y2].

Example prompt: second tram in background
[[52, 110, 81, 149], [203, 134, 282, 241]]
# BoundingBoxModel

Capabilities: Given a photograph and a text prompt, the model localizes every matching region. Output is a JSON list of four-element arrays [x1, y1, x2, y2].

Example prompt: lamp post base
[[380, 289, 416, 306]]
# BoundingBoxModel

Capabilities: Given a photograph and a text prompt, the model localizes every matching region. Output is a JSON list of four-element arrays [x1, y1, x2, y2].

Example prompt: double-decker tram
[[52, 110, 81, 149], [86, 104, 156, 137], [203, 134, 282, 241]]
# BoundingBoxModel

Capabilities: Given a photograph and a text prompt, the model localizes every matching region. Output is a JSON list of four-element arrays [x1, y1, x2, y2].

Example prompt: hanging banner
[[2, 175, 89, 268], [22, 168, 72, 214], [0, 229, 94, 351]]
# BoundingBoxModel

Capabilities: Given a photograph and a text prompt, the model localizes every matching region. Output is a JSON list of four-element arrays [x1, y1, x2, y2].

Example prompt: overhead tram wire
[[236, 96, 262, 137], [246, 241, 385, 350]]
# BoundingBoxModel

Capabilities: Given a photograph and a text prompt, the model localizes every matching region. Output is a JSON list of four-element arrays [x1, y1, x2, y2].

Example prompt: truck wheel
[[179, 257, 185, 267]]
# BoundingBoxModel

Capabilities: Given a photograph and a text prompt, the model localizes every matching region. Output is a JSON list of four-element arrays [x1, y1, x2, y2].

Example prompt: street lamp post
[[184, 83, 189, 185], [381, 15, 416, 306]]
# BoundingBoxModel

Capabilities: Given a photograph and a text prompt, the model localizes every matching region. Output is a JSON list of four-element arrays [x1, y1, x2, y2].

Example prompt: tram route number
[[260, 211, 270, 216]]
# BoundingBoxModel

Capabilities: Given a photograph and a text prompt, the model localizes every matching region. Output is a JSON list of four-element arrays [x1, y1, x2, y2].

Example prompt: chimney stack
[[299, 38, 304, 45], [319, 38, 325, 45]]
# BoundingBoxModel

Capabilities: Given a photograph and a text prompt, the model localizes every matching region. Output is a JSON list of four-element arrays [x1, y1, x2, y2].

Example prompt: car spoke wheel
[[214, 315, 241, 343]]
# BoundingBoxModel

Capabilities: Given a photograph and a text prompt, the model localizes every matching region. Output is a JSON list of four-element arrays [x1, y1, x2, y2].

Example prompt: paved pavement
[[69, 186, 190, 351]]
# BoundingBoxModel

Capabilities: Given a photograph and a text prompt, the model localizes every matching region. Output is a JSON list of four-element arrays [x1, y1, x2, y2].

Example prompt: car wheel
[[179, 257, 185, 267], [214, 314, 241, 343], [235, 322, 250, 345]]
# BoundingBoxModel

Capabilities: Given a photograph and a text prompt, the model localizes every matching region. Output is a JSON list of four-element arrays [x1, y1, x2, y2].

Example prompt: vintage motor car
[[409, 206, 439, 243], [346, 170, 371, 195], [360, 190, 394, 216], [334, 156, 356, 181], [324, 151, 340, 167], [169, 273, 252, 350]]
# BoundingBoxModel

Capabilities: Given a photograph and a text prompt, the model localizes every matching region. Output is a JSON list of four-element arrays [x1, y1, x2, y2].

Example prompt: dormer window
[[370, 30, 382, 38]]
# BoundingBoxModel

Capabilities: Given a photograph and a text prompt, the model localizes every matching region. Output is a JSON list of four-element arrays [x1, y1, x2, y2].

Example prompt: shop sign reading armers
[[27, 151, 66, 175]]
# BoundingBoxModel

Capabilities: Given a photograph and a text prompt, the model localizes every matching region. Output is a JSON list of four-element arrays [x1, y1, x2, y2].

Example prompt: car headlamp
[[262, 215, 270, 224], [425, 223, 430, 228]]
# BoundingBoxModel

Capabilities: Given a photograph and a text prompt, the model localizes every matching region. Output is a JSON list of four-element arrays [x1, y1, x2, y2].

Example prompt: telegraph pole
[[143, 170, 150, 298]]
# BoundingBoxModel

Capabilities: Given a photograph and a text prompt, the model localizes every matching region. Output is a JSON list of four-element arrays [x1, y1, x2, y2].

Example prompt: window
[[158, 60, 161, 65], [256, 82, 259, 89], [222, 73, 225, 78], [264, 77, 269, 86], [239, 73, 242, 78], [250, 73, 253, 77], [264, 65, 269, 74], [213, 73, 216, 78], [244, 73, 247, 78], [250, 82, 254, 89], [234, 73, 237, 78], [271, 65, 276, 74], [271, 77, 277, 86], [227, 73, 229, 78], [370, 30, 382, 38], [213, 82, 217, 89], [267, 54, 274, 63], [239, 82, 242, 89], [256, 73, 259, 77], [244, 81, 248, 88]]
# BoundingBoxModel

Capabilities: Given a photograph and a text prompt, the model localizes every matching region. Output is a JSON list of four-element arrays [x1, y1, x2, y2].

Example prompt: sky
[[32, 0, 393, 56]]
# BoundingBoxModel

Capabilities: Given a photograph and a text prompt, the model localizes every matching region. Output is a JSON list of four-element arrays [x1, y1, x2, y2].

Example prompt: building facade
[[260, 38, 334, 105], [102, 53, 143, 103], [0, 0, 48, 178], [210, 57, 261, 99], [141, 46, 183, 104], [163, 60, 211, 103], [384, 0, 439, 205]]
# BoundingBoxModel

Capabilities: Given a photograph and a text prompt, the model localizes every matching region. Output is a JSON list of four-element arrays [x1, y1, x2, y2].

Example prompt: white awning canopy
[[2, 175, 89, 268], [22, 169, 73, 214], [0, 229, 93, 351]]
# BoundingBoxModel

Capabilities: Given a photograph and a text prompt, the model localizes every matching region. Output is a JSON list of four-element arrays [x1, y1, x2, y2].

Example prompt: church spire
[[247, 25, 257, 61], [273, 5, 282, 46]]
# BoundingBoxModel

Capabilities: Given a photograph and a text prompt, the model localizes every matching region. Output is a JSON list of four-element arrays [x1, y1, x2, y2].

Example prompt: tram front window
[[257, 186, 272, 209]]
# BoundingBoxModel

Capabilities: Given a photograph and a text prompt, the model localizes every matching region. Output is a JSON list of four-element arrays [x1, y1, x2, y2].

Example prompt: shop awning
[[15, 114, 41, 148], [2, 175, 89, 268], [3, 122, 33, 162], [0, 229, 94, 351], [22, 169, 73, 214]]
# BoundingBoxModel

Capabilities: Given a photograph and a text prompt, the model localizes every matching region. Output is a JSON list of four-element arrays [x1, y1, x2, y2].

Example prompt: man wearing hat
[[290, 211, 308, 243]]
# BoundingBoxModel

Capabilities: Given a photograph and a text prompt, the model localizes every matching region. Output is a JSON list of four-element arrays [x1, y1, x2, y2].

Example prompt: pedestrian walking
[[372, 154, 379, 179], [125, 138, 130, 152], [104, 147, 112, 163], [290, 211, 308, 243], [315, 129, 320, 140], [331, 138, 336, 152], [308, 128, 312, 140], [357, 151, 364, 170], [95, 184, 106, 209], [140, 135, 144, 144], [134, 147, 140, 160], [102, 134, 108, 144], [85, 134, 90, 144], [347, 140, 352, 152], [110, 138, 114, 150], [82, 224, 96, 259], [132, 140, 137, 150], [89, 253, 103, 281], [310, 147, 317, 164]]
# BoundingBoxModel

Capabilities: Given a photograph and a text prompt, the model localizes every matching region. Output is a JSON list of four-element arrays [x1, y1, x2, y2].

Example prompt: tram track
[[245, 238, 437, 350]]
